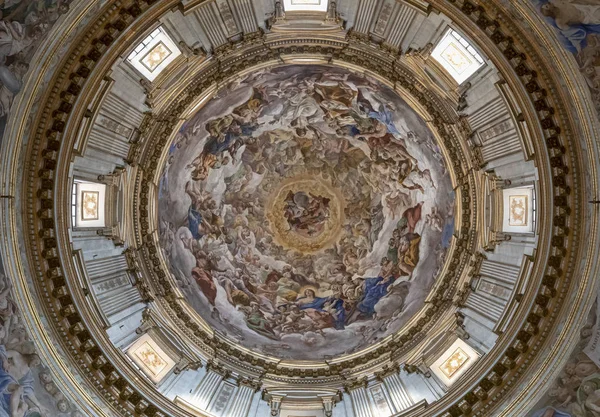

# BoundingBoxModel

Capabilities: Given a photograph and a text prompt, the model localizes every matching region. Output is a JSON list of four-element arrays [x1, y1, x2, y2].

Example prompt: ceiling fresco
[[157, 65, 455, 360], [531, 0, 600, 118]]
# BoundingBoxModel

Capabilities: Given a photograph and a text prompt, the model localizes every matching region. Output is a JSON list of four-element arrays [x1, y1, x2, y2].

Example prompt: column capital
[[206, 359, 231, 379], [264, 393, 283, 417], [321, 392, 343, 417], [343, 376, 368, 393], [374, 363, 401, 381], [96, 226, 124, 246], [97, 166, 125, 187], [236, 376, 262, 392]]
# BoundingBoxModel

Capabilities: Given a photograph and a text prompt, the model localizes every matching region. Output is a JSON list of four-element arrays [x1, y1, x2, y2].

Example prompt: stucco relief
[[531, 0, 600, 117], [0, 262, 80, 417], [0, 0, 72, 143], [524, 2, 600, 416], [0, 1, 87, 416], [527, 296, 600, 417]]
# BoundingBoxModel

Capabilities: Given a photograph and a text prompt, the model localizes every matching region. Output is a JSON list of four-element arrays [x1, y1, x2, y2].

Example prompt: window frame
[[283, 0, 329, 12], [431, 28, 486, 85], [126, 26, 182, 82]]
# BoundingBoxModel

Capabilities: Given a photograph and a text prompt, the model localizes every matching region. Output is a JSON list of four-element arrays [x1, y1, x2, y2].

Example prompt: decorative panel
[[74, 182, 106, 228], [81, 191, 99, 220], [438, 347, 470, 379], [508, 195, 528, 226], [502, 187, 535, 233], [370, 384, 393, 416], [429, 338, 480, 387], [126, 334, 176, 383]]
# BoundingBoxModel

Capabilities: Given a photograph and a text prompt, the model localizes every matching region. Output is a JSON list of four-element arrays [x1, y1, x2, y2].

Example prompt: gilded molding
[[12, 1, 589, 417], [130, 38, 476, 382]]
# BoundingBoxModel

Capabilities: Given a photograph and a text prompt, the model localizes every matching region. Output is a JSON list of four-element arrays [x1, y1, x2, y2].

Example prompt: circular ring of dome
[[140, 60, 473, 369], [0, 0, 595, 416]]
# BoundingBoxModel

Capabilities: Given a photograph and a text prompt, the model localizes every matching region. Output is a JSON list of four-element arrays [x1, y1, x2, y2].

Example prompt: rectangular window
[[431, 29, 485, 84], [502, 186, 536, 234], [72, 181, 107, 229], [430, 338, 480, 387], [127, 27, 181, 81], [283, 0, 328, 12], [126, 334, 176, 383]]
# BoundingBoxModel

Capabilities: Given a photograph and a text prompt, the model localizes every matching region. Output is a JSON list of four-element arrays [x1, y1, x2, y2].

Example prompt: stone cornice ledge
[[3, 1, 594, 417]]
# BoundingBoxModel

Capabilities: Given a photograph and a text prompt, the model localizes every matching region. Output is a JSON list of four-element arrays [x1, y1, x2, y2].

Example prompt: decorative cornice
[[130, 37, 476, 379], [343, 376, 369, 393], [10, 1, 591, 417], [374, 363, 401, 381], [236, 377, 263, 393]]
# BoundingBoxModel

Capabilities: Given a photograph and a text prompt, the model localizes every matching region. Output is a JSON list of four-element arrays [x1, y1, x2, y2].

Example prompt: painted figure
[[159, 66, 454, 359]]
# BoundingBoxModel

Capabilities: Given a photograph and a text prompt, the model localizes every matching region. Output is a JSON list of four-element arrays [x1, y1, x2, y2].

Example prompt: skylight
[[283, 0, 328, 12], [72, 180, 106, 229], [127, 27, 181, 81], [431, 29, 485, 84]]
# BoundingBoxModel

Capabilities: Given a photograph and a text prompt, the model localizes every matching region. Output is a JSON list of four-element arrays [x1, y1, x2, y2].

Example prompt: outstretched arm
[[24, 392, 50, 416]]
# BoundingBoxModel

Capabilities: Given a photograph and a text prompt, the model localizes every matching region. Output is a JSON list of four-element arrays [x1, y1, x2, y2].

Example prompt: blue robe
[[187, 206, 203, 239], [530, 408, 571, 417], [297, 296, 346, 330], [0, 346, 35, 417], [297, 296, 329, 311], [203, 132, 238, 156], [357, 277, 395, 316], [328, 298, 346, 330], [442, 217, 455, 249], [368, 105, 401, 137], [203, 123, 255, 156], [535, 0, 600, 52]]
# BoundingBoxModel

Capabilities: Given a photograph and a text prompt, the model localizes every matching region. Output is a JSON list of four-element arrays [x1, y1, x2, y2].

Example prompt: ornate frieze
[[11, 1, 587, 417]]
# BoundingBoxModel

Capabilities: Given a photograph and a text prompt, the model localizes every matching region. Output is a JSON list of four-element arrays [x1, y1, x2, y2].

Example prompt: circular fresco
[[158, 65, 455, 360], [265, 175, 345, 253]]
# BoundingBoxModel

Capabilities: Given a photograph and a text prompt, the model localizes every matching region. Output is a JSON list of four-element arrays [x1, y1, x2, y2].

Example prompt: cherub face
[[230, 123, 242, 134], [582, 328, 594, 338], [28, 355, 41, 368], [564, 363, 576, 375], [192, 168, 208, 181], [582, 382, 596, 395], [40, 372, 52, 384], [57, 400, 69, 412], [399, 241, 409, 252], [540, 3, 555, 17]]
